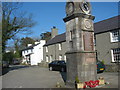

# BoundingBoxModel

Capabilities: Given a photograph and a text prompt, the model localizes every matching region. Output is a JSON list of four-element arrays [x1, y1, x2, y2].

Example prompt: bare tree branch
[[2, 2, 36, 52]]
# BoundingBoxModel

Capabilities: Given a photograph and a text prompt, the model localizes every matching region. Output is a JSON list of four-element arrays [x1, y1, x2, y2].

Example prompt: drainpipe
[[96, 50, 98, 61]]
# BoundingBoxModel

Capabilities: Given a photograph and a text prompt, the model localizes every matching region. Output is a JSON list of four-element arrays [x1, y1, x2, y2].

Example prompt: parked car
[[13, 59, 21, 65], [97, 60, 105, 73], [49, 60, 66, 72], [49, 60, 105, 73], [2, 61, 9, 68]]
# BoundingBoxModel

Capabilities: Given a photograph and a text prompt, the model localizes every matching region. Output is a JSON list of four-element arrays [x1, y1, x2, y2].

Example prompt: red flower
[[84, 80, 99, 88]]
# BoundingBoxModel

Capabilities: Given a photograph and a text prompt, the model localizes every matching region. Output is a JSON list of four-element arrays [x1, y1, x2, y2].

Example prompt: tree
[[14, 38, 21, 58], [20, 37, 35, 49], [40, 31, 51, 42], [33, 36, 41, 42], [3, 52, 14, 64], [0, 3, 2, 65], [2, 2, 36, 53]]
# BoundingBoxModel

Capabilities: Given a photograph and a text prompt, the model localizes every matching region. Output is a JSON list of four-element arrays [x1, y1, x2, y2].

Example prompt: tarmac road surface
[[2, 65, 64, 88], [2, 65, 119, 88]]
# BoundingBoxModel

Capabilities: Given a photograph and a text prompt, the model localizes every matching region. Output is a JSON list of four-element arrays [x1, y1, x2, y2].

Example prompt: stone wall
[[38, 61, 48, 68]]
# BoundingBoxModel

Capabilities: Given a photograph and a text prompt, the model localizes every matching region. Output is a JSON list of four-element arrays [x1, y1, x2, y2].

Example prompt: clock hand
[[84, 3, 88, 11]]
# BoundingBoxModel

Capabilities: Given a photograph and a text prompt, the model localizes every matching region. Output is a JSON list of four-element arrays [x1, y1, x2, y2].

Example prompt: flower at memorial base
[[98, 77, 105, 85], [84, 80, 99, 88]]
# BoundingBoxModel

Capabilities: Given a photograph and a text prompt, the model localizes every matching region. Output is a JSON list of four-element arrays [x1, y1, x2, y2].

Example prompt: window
[[46, 55, 49, 62], [31, 49, 33, 52], [59, 55, 62, 60], [64, 55, 66, 62], [46, 46, 48, 52], [94, 37, 96, 46], [111, 48, 120, 62], [50, 55, 53, 62], [28, 50, 30, 53], [58, 61, 65, 64], [110, 30, 120, 42], [59, 43, 62, 50]]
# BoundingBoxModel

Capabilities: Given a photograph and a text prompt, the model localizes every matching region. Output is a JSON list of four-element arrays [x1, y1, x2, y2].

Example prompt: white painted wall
[[22, 40, 46, 65]]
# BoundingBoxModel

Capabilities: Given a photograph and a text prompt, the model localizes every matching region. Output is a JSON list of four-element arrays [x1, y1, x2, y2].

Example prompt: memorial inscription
[[83, 32, 94, 51]]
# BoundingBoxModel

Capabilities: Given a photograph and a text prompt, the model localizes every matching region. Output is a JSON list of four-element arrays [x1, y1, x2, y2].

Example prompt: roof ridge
[[95, 15, 119, 24], [48, 32, 65, 41], [55, 32, 65, 37]]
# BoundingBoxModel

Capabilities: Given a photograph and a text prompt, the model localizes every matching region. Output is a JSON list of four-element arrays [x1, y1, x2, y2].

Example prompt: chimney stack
[[51, 26, 58, 38], [28, 44, 32, 47]]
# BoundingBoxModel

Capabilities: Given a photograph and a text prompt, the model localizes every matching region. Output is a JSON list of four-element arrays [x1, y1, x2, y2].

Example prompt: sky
[[7, 2, 118, 47]]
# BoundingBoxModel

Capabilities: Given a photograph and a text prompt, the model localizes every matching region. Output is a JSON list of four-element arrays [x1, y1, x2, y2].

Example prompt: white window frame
[[59, 43, 62, 50], [64, 55, 66, 62], [111, 50, 114, 62], [28, 50, 30, 53], [70, 31, 72, 41], [50, 55, 53, 62], [46, 46, 48, 52], [111, 48, 120, 63], [59, 55, 62, 60], [31, 49, 33, 52], [46, 55, 49, 62], [26, 50, 27, 53], [110, 30, 119, 42]]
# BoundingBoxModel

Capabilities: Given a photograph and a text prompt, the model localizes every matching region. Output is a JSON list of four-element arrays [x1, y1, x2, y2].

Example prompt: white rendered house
[[22, 40, 46, 65]]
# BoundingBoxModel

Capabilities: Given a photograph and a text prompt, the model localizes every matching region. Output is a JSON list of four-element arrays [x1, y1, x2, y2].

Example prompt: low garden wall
[[38, 61, 48, 68]]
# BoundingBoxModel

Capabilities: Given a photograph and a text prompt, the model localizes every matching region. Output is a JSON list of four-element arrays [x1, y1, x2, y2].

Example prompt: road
[[2, 65, 64, 88], [1, 65, 119, 88]]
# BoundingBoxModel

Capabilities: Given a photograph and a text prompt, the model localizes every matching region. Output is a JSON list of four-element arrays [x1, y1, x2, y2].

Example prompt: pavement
[[97, 72, 119, 88], [1, 65, 119, 89]]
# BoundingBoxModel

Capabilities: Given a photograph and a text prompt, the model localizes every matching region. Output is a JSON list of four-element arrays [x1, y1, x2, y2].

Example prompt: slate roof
[[94, 15, 120, 34], [22, 43, 40, 51], [44, 33, 66, 46], [44, 15, 120, 46]]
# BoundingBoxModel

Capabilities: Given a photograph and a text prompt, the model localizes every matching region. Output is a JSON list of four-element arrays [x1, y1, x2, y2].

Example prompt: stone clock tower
[[63, 0, 97, 87]]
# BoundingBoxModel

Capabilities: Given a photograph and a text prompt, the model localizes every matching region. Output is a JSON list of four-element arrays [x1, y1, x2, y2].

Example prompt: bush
[[75, 76, 80, 83], [14, 51, 20, 58], [3, 52, 14, 64], [101, 60, 105, 64]]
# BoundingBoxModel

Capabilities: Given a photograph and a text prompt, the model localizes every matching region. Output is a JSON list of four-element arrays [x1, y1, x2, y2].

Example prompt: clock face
[[83, 2, 89, 11], [66, 2, 74, 15], [84, 20, 92, 29], [80, 0, 91, 14]]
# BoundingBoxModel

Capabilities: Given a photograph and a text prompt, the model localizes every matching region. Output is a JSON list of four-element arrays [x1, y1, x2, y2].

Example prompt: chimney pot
[[28, 44, 32, 47]]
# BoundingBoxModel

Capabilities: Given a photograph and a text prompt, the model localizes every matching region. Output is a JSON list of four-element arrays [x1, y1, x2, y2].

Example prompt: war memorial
[[63, 0, 99, 88]]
